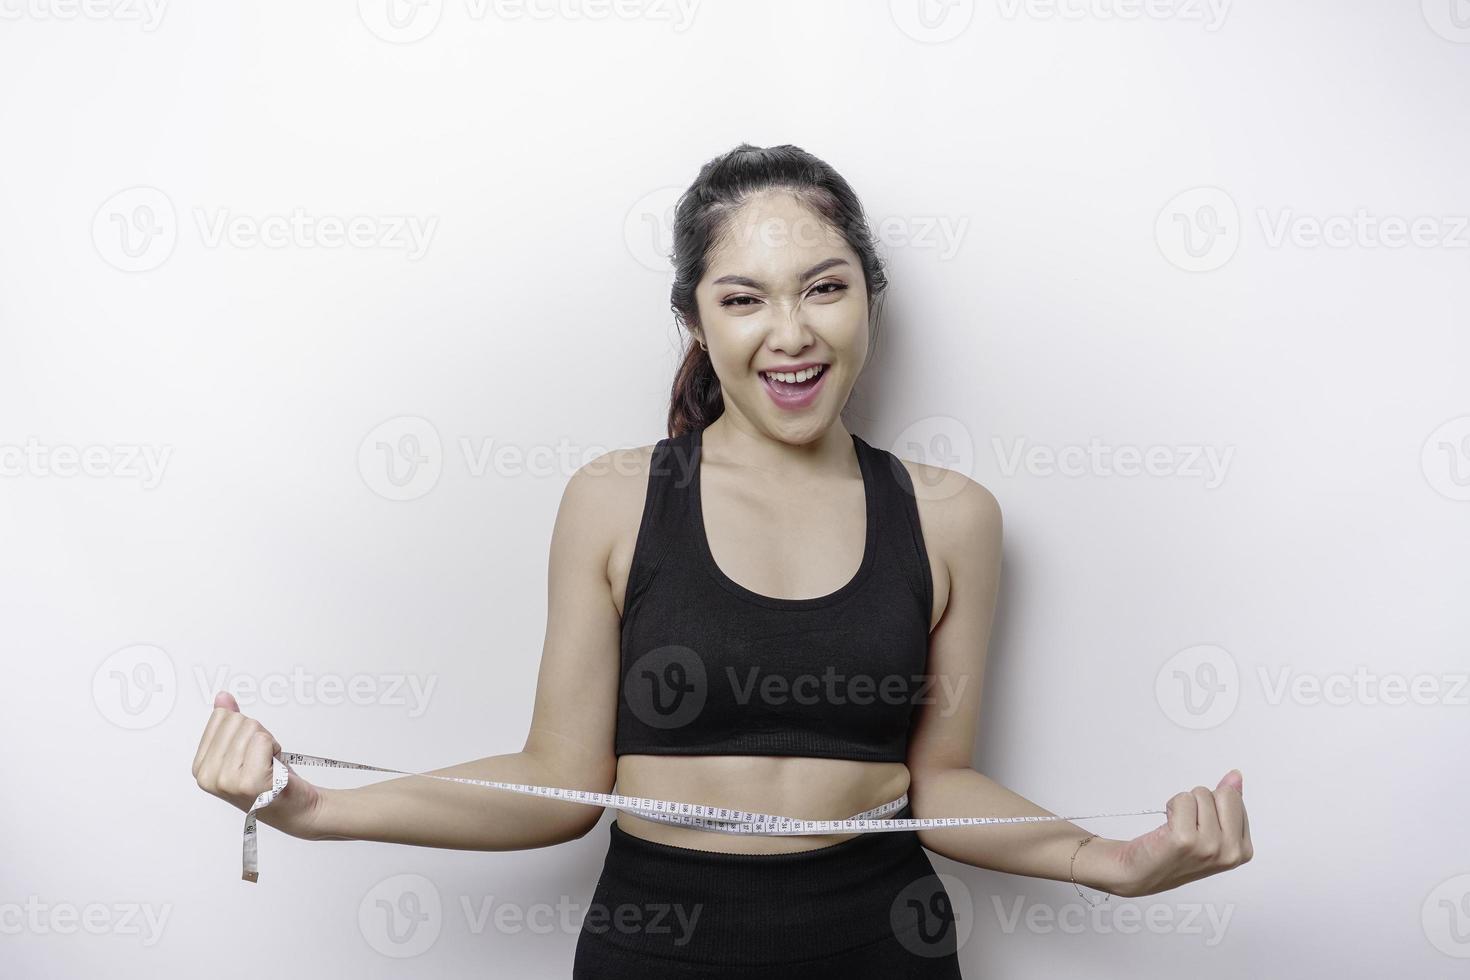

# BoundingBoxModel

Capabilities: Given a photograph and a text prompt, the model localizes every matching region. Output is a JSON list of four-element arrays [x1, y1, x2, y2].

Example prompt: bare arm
[[903, 470, 1252, 898], [287, 453, 626, 850]]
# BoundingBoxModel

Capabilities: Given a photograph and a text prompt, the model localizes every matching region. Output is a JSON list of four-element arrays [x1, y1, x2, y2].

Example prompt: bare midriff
[[613, 753, 911, 853]]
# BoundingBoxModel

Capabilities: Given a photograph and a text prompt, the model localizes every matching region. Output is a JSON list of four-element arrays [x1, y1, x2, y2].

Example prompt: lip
[[758, 360, 828, 374], [760, 364, 829, 411]]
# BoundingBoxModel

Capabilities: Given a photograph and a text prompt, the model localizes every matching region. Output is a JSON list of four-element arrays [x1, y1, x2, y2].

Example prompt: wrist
[[300, 785, 344, 841], [1070, 836, 1136, 898]]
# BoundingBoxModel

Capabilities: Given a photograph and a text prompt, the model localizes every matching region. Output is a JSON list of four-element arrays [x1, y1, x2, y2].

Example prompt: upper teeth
[[764, 365, 825, 383]]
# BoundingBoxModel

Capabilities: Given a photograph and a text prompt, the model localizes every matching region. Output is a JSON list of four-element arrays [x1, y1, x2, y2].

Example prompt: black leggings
[[572, 804, 965, 978]]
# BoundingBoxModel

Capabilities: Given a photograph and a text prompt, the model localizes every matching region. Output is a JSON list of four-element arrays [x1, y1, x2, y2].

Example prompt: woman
[[192, 143, 1252, 977]]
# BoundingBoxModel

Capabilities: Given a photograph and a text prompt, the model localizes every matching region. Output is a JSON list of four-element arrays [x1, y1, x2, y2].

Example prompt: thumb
[[214, 690, 240, 712], [1217, 769, 1243, 793]]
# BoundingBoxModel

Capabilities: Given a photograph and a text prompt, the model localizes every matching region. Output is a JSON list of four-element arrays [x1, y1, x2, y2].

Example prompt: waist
[[613, 753, 910, 853]]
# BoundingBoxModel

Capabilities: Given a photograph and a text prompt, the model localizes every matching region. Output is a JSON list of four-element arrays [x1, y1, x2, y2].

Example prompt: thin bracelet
[[1070, 834, 1112, 907]]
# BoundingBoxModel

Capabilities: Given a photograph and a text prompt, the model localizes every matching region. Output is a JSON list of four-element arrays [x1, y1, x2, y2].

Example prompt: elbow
[[564, 809, 608, 842]]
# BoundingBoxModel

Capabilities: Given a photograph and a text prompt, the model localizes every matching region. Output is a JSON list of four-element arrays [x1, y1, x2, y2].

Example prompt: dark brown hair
[[665, 143, 890, 438]]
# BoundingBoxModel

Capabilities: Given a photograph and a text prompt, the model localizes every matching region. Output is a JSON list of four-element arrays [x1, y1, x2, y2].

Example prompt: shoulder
[[564, 441, 660, 512], [553, 441, 663, 553], [890, 452, 1002, 556]]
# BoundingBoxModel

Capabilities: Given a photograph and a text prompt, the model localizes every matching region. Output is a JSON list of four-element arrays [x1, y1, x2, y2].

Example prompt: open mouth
[[759, 363, 827, 396]]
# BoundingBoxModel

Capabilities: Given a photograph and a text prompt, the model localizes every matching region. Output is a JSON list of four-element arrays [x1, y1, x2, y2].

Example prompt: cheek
[[811, 304, 867, 345]]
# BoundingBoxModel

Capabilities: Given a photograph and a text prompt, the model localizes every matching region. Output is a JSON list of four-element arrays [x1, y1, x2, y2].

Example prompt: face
[[691, 190, 870, 442]]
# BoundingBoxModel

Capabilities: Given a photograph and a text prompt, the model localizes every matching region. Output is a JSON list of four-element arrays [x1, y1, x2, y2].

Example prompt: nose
[[765, 301, 815, 356]]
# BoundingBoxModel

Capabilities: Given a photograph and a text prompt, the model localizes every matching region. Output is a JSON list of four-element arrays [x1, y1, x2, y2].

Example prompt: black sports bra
[[614, 425, 935, 763]]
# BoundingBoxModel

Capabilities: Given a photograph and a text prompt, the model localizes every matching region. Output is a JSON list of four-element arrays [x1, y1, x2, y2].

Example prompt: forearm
[[307, 746, 615, 851], [910, 766, 1134, 896]]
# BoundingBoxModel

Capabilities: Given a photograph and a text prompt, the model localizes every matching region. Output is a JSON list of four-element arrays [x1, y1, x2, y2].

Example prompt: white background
[[2, 1, 1468, 976]]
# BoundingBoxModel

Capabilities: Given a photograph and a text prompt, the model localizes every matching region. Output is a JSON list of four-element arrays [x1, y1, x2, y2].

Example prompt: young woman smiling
[[193, 143, 1252, 978]]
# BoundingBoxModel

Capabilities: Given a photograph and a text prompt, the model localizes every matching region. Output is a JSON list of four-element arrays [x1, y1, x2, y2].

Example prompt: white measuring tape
[[241, 751, 1166, 882]]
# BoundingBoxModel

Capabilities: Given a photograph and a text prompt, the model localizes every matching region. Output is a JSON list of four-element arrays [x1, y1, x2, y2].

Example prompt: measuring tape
[[241, 751, 1166, 882]]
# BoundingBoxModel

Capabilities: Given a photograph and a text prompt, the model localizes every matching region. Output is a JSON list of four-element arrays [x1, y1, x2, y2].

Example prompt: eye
[[719, 295, 759, 308], [809, 280, 847, 297]]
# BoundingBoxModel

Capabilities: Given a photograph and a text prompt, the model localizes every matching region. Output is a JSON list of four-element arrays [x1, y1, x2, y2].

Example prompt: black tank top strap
[[857, 434, 935, 627], [623, 430, 698, 614]]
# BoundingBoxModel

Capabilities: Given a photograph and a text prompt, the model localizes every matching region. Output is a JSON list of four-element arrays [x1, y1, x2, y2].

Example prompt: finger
[[194, 692, 241, 773], [1240, 802, 1253, 860], [1167, 790, 1197, 841], [192, 707, 229, 776], [224, 716, 258, 774], [1214, 781, 1244, 847], [1192, 786, 1220, 839], [196, 708, 241, 787], [219, 715, 258, 796], [243, 731, 275, 798]]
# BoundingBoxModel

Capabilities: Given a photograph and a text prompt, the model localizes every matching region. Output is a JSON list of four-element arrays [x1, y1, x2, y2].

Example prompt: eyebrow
[[709, 257, 850, 290]]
